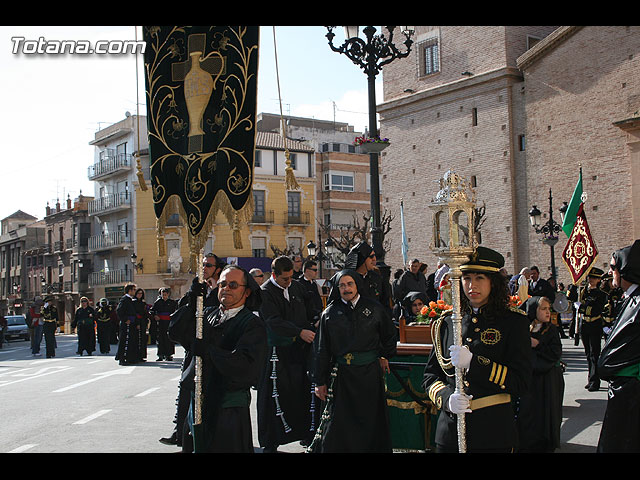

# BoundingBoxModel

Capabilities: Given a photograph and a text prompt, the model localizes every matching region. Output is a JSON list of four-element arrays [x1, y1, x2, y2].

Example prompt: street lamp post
[[529, 188, 564, 284], [325, 26, 414, 276]]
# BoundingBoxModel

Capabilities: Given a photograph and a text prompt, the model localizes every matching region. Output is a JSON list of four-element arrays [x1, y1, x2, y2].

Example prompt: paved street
[[1, 333, 607, 453]]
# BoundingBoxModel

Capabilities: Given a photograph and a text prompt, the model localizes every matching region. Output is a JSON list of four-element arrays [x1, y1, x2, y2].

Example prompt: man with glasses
[[597, 239, 640, 452], [250, 268, 265, 286], [335, 241, 392, 313], [308, 268, 397, 452], [186, 265, 267, 452], [257, 255, 317, 453]]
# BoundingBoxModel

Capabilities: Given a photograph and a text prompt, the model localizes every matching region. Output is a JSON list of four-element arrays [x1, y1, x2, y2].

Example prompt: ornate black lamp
[[325, 26, 414, 278]]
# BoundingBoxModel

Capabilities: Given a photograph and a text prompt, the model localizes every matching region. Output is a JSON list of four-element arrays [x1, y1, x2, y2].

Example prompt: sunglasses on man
[[216, 280, 247, 290]]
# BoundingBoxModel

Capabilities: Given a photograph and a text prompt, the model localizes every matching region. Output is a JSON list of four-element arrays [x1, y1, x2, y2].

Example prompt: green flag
[[562, 169, 583, 238]]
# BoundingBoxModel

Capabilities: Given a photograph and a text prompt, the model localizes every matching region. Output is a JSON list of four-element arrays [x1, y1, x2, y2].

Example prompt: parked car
[[4, 315, 29, 341]]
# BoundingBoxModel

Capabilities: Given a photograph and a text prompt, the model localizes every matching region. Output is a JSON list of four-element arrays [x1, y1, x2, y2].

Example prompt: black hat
[[612, 239, 640, 285], [587, 267, 604, 278], [344, 241, 374, 270], [460, 246, 504, 274]]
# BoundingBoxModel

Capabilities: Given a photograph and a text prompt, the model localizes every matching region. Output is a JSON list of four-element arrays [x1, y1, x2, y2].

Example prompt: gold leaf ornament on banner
[[143, 26, 259, 268]]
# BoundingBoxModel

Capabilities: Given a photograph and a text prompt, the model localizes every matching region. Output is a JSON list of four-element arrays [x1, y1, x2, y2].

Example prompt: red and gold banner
[[562, 203, 598, 285]]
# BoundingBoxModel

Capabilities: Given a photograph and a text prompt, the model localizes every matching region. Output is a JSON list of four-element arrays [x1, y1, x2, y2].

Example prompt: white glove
[[448, 392, 472, 414], [449, 345, 473, 370]]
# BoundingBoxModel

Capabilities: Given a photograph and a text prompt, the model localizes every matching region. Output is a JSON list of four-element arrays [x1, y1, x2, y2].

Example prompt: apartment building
[[0, 211, 43, 316], [38, 195, 94, 330], [87, 114, 148, 302]]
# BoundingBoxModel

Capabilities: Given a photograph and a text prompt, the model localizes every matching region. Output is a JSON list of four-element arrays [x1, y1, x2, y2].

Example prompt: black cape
[[257, 278, 316, 448], [309, 269, 397, 453], [516, 296, 564, 452]]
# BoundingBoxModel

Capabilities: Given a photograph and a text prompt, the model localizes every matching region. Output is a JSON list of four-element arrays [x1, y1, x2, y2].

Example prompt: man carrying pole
[[143, 25, 260, 452]]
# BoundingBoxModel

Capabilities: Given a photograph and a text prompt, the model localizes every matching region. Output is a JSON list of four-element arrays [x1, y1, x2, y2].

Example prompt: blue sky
[[1, 25, 382, 221]]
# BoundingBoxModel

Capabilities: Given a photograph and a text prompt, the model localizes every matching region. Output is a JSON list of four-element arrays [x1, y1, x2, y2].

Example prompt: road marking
[[30, 357, 65, 365], [73, 409, 112, 425], [135, 387, 160, 397], [0, 366, 73, 388], [8, 444, 37, 453], [52, 366, 135, 393]]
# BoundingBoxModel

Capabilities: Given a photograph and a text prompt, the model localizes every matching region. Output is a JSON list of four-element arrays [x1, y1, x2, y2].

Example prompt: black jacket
[[423, 306, 532, 451]]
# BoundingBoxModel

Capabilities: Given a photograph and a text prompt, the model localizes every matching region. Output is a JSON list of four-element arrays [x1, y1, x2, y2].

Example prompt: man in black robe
[[171, 265, 267, 452], [257, 255, 316, 453], [597, 239, 640, 452], [162, 253, 225, 448], [115, 283, 138, 365], [309, 269, 397, 453], [150, 287, 178, 361]]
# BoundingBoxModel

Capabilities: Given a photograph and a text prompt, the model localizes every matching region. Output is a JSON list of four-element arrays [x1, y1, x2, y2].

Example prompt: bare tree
[[269, 243, 301, 259], [318, 208, 395, 257], [474, 201, 486, 245]]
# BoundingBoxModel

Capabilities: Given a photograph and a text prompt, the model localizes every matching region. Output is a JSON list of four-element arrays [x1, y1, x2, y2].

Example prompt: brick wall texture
[[379, 26, 640, 286]]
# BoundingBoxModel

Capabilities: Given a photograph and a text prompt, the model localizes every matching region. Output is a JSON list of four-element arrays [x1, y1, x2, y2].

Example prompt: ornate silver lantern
[[429, 170, 478, 453]]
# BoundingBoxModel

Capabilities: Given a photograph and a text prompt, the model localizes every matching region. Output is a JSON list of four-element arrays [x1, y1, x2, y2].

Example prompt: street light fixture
[[130, 253, 143, 274], [325, 25, 414, 279], [529, 189, 564, 282], [306, 240, 317, 257]]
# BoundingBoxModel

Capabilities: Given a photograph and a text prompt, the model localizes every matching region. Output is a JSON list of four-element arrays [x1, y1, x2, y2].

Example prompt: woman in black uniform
[[422, 247, 532, 453]]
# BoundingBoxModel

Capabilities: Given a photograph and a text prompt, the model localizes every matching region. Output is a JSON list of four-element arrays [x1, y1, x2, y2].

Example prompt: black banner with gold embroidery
[[143, 26, 258, 263]]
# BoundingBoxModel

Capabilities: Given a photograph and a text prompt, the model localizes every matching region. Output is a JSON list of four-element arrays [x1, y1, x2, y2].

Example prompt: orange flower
[[428, 309, 438, 317], [429, 301, 438, 309], [420, 305, 429, 316]]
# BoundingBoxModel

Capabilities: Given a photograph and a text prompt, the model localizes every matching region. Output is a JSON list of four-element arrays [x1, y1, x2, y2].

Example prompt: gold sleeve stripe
[[498, 365, 508, 386], [428, 381, 447, 404], [489, 362, 507, 386]]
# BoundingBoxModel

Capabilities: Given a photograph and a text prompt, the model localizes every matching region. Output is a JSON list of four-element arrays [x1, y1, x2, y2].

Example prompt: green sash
[[335, 350, 378, 366]]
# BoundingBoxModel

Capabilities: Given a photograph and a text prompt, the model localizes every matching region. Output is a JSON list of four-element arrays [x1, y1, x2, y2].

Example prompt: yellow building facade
[[130, 130, 317, 299]]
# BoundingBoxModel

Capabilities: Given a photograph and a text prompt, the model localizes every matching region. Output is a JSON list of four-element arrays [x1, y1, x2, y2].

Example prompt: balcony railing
[[251, 210, 274, 224], [88, 231, 131, 252], [88, 153, 132, 180], [88, 192, 132, 215], [89, 269, 132, 287], [285, 210, 310, 225]]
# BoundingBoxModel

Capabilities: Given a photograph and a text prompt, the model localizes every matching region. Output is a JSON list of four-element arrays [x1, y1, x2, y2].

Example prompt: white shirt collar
[[218, 305, 244, 324], [341, 294, 360, 308], [270, 275, 289, 300], [624, 284, 639, 298]]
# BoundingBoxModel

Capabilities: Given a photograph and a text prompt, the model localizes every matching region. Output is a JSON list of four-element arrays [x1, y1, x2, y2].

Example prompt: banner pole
[[193, 249, 205, 450]]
